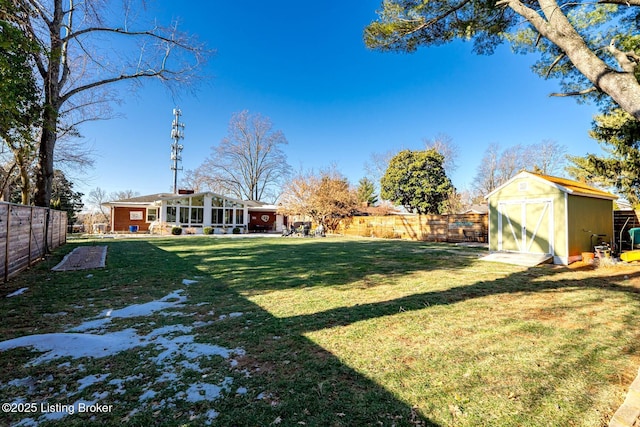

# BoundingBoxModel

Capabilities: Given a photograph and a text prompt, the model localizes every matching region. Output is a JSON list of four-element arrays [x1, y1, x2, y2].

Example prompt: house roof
[[486, 171, 618, 201], [102, 191, 265, 207], [106, 193, 174, 204], [460, 204, 489, 214]]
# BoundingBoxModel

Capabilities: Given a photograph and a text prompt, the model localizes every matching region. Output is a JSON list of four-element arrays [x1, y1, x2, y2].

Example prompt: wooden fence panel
[[337, 214, 488, 242], [0, 203, 67, 282], [7, 206, 33, 279], [0, 204, 7, 281], [447, 214, 488, 243], [30, 208, 46, 262]]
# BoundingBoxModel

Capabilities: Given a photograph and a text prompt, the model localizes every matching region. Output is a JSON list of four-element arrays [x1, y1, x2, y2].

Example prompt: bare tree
[[83, 186, 111, 233], [497, 144, 527, 182], [528, 140, 567, 176], [423, 133, 459, 173], [109, 190, 140, 201], [364, 149, 395, 197], [86, 187, 110, 219], [472, 141, 568, 197], [7, 0, 207, 207], [472, 143, 502, 197], [180, 168, 226, 194], [279, 167, 358, 231], [198, 111, 291, 201]]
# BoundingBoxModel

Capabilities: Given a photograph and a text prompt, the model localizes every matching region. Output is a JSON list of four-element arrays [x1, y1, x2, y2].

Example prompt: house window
[[191, 207, 204, 224], [166, 206, 177, 223], [224, 209, 233, 225], [235, 209, 244, 225], [191, 195, 204, 206], [147, 208, 158, 222], [212, 208, 224, 225], [180, 207, 190, 225]]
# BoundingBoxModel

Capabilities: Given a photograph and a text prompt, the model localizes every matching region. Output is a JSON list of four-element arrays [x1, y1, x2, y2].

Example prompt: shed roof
[[486, 171, 617, 201]]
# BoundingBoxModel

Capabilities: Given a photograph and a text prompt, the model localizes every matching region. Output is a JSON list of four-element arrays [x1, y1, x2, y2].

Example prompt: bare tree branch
[[198, 111, 291, 202], [6, 0, 210, 207], [597, 0, 640, 5], [545, 52, 566, 78]]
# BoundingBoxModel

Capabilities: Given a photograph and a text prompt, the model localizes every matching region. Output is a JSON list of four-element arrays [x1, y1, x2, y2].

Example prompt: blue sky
[[76, 1, 602, 202]]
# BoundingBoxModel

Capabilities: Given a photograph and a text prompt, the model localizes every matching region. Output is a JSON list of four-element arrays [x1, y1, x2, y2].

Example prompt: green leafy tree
[[356, 177, 379, 206], [365, 0, 640, 120], [381, 149, 454, 214], [49, 170, 83, 225], [0, 2, 42, 204], [567, 108, 640, 205]]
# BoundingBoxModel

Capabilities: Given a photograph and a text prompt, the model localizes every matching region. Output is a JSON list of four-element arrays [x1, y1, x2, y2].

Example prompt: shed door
[[497, 199, 554, 255]]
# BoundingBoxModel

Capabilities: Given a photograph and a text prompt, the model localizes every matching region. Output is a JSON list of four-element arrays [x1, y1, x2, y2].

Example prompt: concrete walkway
[[609, 368, 640, 427], [480, 252, 553, 267]]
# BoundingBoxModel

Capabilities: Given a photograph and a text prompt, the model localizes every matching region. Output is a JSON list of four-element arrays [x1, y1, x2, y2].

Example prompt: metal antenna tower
[[170, 108, 185, 194]]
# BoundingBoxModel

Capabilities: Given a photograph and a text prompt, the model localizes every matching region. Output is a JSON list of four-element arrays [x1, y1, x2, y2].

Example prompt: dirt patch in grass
[[51, 245, 107, 271]]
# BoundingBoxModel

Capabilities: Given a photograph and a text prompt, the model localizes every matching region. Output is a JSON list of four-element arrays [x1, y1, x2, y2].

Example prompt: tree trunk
[[33, 108, 57, 207], [14, 150, 30, 205], [33, 0, 63, 208]]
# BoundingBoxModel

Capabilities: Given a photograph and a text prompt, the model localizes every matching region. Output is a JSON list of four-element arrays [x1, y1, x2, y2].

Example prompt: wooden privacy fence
[[336, 213, 488, 242], [0, 203, 67, 282]]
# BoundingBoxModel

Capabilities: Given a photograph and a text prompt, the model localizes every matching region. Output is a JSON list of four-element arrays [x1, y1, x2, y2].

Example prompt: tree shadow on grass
[[4, 237, 640, 426], [155, 238, 444, 426], [284, 267, 640, 335], [150, 237, 640, 424], [164, 237, 485, 295], [0, 238, 441, 427]]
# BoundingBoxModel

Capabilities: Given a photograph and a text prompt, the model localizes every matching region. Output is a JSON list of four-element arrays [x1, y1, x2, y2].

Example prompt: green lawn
[[1, 236, 639, 426]]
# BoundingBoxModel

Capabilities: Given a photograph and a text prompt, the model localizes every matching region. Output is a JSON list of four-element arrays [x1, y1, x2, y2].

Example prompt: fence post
[[58, 212, 64, 247], [43, 208, 49, 254], [28, 206, 34, 265], [5, 205, 11, 282]]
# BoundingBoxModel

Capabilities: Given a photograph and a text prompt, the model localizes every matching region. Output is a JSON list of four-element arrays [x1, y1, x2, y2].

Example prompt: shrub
[[232, 227, 241, 234], [380, 229, 400, 239], [171, 226, 182, 235], [203, 227, 213, 235]]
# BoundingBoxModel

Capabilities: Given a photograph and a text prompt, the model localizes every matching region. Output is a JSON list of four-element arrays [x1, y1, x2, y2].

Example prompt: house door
[[497, 199, 553, 255]]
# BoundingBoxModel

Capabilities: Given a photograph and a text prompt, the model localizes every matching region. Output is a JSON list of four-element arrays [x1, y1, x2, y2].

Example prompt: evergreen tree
[[567, 108, 640, 205], [49, 170, 84, 224], [381, 149, 454, 214], [356, 177, 378, 206]]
